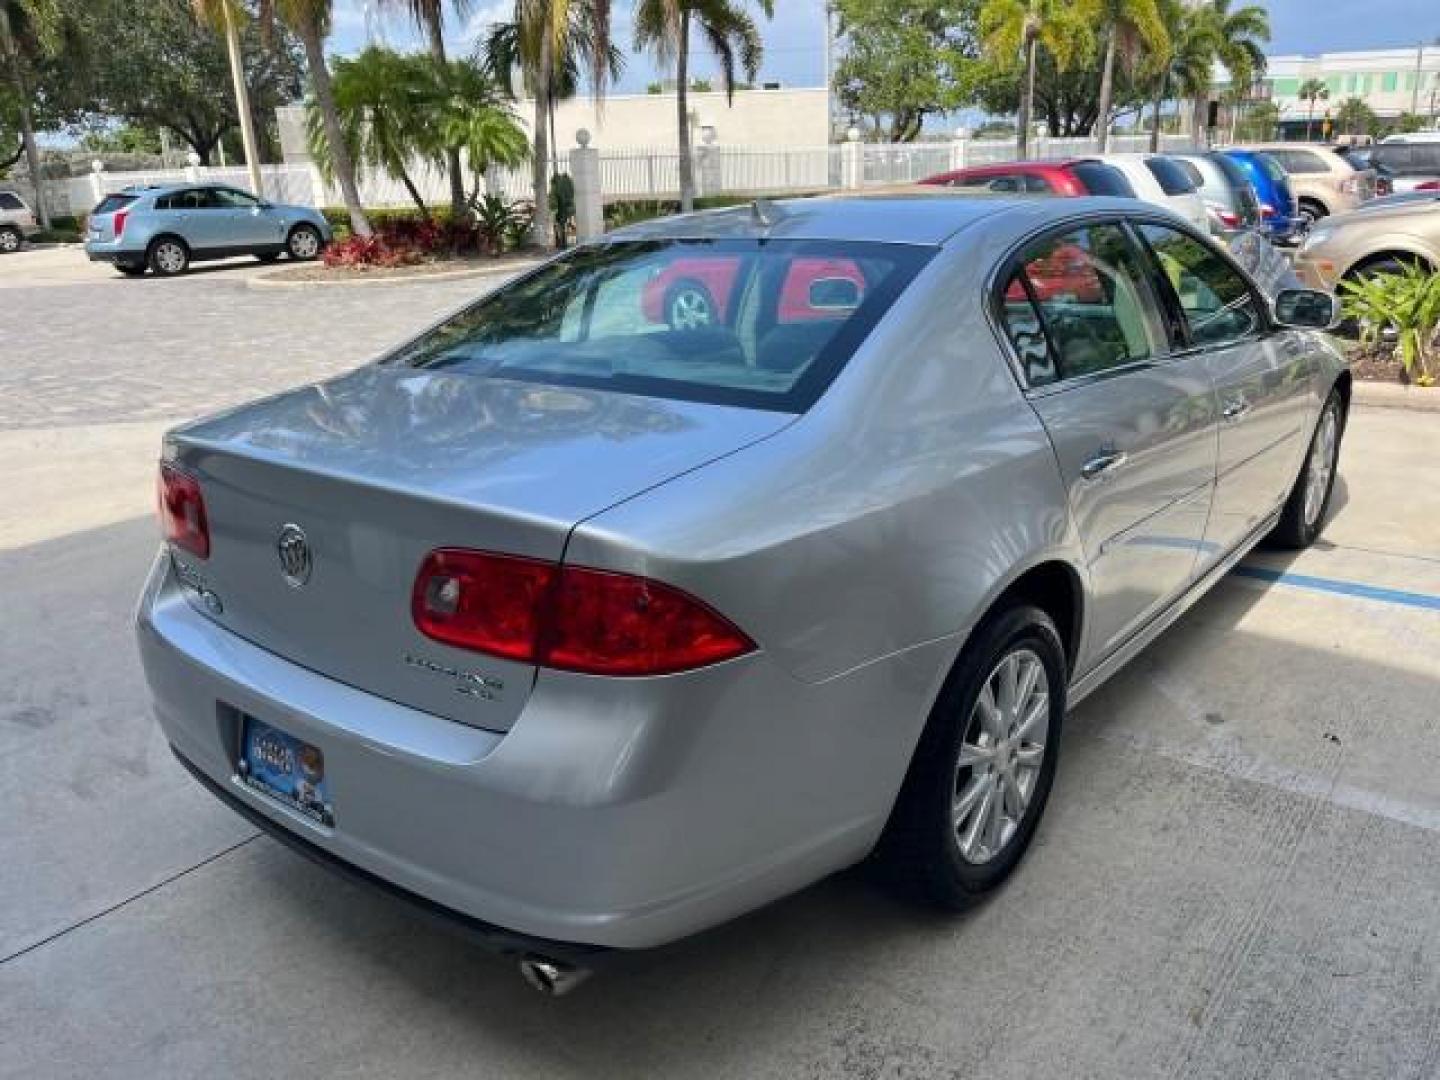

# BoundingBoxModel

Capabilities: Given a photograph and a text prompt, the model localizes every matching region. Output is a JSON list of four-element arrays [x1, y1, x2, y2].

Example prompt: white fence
[[66, 131, 1202, 216]]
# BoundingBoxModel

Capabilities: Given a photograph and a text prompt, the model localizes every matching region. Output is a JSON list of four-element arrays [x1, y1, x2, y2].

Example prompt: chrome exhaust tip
[[518, 956, 593, 996]]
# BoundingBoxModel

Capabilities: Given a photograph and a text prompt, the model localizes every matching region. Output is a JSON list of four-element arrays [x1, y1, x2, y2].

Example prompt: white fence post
[[89, 160, 106, 205], [697, 128, 722, 197], [185, 152, 201, 183], [950, 129, 968, 170], [841, 127, 862, 190], [570, 129, 603, 241]]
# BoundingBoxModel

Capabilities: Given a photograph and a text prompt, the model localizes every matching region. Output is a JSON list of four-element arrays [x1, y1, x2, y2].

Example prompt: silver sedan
[[137, 194, 1349, 992]]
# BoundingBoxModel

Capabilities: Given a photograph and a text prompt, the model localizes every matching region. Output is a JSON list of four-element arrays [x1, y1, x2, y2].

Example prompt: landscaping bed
[[263, 251, 538, 283]]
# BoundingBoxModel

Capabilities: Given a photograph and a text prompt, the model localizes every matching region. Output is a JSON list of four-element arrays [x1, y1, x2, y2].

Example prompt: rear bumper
[[85, 242, 142, 264], [137, 550, 950, 949]]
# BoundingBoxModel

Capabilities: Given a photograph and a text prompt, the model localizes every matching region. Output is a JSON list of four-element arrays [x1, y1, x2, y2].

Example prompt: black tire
[[147, 237, 189, 276], [1297, 199, 1327, 227], [0, 225, 21, 254], [286, 224, 323, 261], [255, 251, 282, 263], [875, 604, 1066, 909], [116, 263, 146, 277], [664, 280, 716, 329], [1271, 389, 1344, 549]]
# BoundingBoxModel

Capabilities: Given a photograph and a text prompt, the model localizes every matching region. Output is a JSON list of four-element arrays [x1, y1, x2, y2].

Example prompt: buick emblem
[[276, 524, 312, 588]]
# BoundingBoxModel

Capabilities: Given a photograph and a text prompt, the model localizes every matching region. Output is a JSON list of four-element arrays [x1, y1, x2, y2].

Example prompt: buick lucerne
[[138, 195, 1349, 993]]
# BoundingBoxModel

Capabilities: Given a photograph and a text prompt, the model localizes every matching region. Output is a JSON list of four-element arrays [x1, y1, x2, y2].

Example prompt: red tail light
[[113, 208, 130, 239], [412, 549, 755, 677], [157, 464, 210, 559], [1417, 180, 1440, 192], [1259, 202, 1275, 219]]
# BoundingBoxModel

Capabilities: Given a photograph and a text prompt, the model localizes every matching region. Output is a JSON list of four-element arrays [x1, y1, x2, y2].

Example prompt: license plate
[[238, 715, 334, 826]]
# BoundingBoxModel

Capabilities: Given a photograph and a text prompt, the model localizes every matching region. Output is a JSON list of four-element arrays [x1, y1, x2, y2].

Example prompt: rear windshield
[[1145, 156, 1197, 195], [0, 192, 25, 210], [1267, 148, 1331, 174], [1212, 153, 1253, 190], [1071, 162, 1136, 197], [387, 239, 933, 413], [1254, 153, 1289, 185], [92, 193, 137, 215]]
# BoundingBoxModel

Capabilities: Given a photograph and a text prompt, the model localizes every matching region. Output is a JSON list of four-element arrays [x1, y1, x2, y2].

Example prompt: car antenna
[[751, 198, 781, 229]]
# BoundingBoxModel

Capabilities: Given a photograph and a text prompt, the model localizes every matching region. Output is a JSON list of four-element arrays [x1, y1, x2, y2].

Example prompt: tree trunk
[[424, 16, 466, 217], [399, 166, 429, 216], [223, 4, 265, 198], [2, 40, 50, 229], [1149, 69, 1166, 153], [531, 28, 554, 249], [299, 19, 371, 237], [1017, 31, 1037, 158], [676, 10, 695, 212], [1306, 102, 1315, 142], [1095, 29, 1116, 151]]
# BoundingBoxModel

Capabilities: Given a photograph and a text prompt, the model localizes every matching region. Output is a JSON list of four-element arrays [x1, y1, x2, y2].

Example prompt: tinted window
[[92, 193, 136, 215], [388, 239, 932, 413], [1024, 174, 1054, 193], [1268, 149, 1329, 174], [0, 192, 24, 210], [1137, 223, 1261, 348], [1070, 162, 1136, 197], [159, 189, 210, 211], [1000, 223, 1165, 384], [1146, 157, 1197, 194], [212, 187, 260, 208], [1375, 145, 1440, 174], [1211, 153, 1254, 190]]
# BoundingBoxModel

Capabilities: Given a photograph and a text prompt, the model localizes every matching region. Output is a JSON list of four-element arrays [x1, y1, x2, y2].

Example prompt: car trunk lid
[[164, 365, 793, 732]]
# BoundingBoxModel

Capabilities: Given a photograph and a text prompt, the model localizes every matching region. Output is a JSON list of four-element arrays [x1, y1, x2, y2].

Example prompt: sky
[[328, 0, 1440, 96]]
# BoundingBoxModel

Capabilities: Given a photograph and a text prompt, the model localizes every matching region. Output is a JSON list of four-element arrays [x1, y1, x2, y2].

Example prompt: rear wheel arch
[[146, 233, 189, 258], [1298, 195, 1329, 219]]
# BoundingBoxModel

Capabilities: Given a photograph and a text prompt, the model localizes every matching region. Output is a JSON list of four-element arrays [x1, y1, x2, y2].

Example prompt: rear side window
[[388, 239, 932, 413], [92, 193, 136, 215], [1268, 149, 1329, 174], [0, 192, 24, 210], [1145, 157, 1197, 195], [1136, 223, 1261, 348], [1070, 162, 1136, 197], [998, 223, 1166, 385]]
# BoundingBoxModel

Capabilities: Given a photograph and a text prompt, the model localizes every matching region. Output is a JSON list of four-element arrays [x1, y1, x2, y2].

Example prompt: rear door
[[999, 219, 1219, 663], [1135, 221, 1314, 563]]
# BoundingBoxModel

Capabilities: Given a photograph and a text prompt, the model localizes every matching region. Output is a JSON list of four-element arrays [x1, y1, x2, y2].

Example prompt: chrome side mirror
[[1272, 288, 1340, 331]]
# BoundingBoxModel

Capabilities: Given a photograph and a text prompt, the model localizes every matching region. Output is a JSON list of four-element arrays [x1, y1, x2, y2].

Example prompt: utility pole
[[222, 1, 265, 196], [1412, 41, 1425, 116]]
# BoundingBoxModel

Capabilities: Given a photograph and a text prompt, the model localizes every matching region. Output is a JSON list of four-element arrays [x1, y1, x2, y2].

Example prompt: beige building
[[278, 86, 831, 164], [1258, 47, 1440, 134]]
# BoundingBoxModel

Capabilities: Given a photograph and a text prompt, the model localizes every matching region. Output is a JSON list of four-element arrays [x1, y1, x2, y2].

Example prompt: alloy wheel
[[0, 229, 18, 253], [952, 648, 1049, 865], [668, 287, 713, 329], [154, 242, 186, 274], [289, 228, 320, 259], [1304, 404, 1339, 527]]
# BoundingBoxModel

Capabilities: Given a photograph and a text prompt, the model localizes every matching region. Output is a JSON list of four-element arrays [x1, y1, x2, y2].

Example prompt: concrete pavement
[[4, 246, 1440, 1079]]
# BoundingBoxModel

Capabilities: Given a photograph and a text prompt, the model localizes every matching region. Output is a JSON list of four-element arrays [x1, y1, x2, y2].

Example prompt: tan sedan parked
[[1293, 192, 1440, 290], [1245, 143, 1377, 226]]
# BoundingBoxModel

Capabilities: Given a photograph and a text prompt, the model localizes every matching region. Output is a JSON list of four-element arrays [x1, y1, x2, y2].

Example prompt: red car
[[919, 159, 1136, 198], [641, 255, 867, 329]]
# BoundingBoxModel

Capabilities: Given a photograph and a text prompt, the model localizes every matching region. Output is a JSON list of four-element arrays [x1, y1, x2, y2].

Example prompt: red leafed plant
[[322, 217, 486, 269]]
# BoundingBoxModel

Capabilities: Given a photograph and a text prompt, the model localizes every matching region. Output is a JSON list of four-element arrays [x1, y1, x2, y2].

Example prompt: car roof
[[603, 192, 1174, 246]]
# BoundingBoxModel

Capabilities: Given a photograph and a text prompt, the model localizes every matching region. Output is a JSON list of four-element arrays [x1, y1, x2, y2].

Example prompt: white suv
[[0, 191, 40, 253]]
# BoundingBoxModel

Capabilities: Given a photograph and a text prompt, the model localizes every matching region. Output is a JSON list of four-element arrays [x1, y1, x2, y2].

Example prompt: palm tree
[[980, 0, 1093, 158], [478, 0, 618, 247], [1190, 0, 1267, 144], [1146, 0, 1208, 151], [436, 58, 531, 202], [190, 0, 264, 196], [378, 0, 470, 215], [1090, 0, 1167, 151], [634, 0, 771, 212], [260, 0, 371, 235], [308, 48, 436, 213], [1299, 76, 1328, 142]]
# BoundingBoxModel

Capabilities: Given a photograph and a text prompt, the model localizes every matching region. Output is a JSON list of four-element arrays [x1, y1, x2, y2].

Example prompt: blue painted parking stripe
[[1232, 565, 1440, 612]]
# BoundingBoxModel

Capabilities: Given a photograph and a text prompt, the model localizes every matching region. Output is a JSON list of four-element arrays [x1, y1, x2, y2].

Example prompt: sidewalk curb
[[1352, 379, 1440, 413], [246, 259, 540, 290]]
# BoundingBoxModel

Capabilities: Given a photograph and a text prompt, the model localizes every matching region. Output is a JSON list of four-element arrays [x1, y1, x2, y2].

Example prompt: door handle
[[1222, 399, 1251, 422], [1080, 450, 1128, 480]]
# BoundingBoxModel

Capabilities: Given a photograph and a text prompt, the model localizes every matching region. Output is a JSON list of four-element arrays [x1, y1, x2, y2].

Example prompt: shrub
[[1339, 263, 1440, 386]]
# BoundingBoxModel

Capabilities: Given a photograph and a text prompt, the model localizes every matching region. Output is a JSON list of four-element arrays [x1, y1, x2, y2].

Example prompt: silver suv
[[0, 190, 39, 253]]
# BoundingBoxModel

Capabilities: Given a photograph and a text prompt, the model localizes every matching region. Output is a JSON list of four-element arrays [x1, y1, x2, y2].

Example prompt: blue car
[[84, 183, 332, 277], [1221, 150, 1303, 245]]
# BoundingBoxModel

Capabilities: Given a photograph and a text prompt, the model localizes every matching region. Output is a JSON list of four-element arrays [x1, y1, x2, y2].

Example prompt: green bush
[[1339, 263, 1440, 386]]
